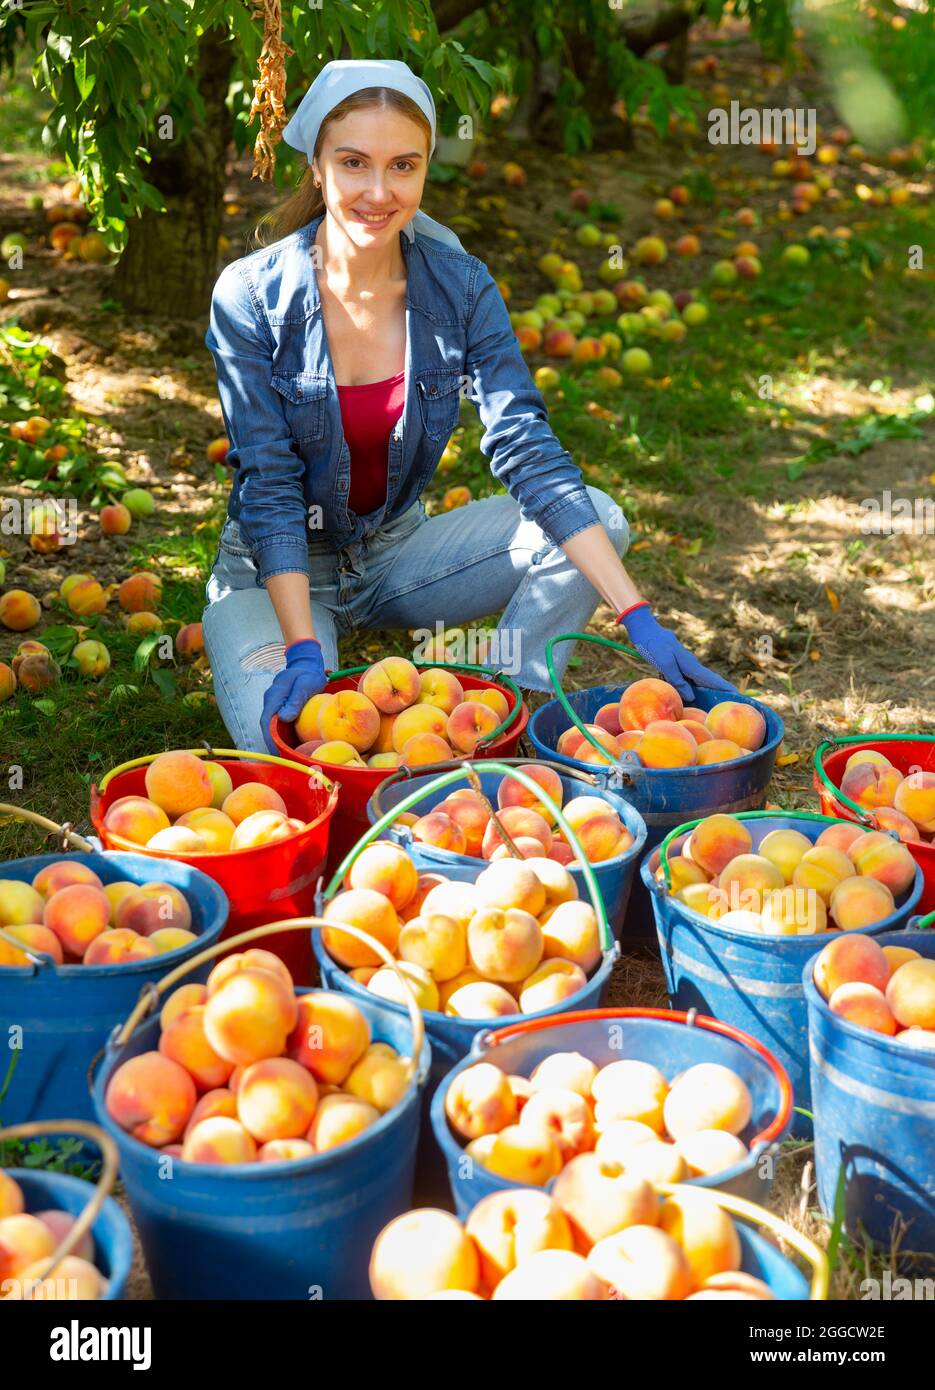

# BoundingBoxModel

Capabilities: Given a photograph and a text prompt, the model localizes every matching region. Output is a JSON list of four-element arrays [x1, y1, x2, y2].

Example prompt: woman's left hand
[[618, 602, 738, 703]]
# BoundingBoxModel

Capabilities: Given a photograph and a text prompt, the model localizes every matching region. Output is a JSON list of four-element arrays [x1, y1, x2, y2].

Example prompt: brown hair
[[250, 86, 433, 250]]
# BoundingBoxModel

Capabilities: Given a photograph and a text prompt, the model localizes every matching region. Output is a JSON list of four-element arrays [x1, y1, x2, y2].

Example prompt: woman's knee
[[585, 486, 630, 557]]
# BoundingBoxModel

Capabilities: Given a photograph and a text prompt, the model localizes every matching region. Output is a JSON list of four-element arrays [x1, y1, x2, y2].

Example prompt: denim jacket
[[204, 208, 601, 585]]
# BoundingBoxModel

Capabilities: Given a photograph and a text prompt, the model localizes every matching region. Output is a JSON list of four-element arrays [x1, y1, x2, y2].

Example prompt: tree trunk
[[112, 26, 234, 319]]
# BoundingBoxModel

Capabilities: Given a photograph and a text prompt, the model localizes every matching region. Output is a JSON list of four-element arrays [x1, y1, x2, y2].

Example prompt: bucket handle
[[910, 911, 935, 931], [545, 631, 652, 773], [320, 760, 613, 954], [95, 747, 339, 797], [0, 801, 95, 853], [814, 735, 935, 828], [326, 660, 524, 750], [104, 918, 427, 1089], [656, 1182, 829, 1300], [368, 755, 602, 823], [0, 1119, 119, 1293], [654, 808, 850, 891]]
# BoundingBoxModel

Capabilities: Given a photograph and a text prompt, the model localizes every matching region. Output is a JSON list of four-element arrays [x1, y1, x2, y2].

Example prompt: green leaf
[[151, 668, 177, 700], [32, 699, 56, 717], [133, 635, 161, 671]]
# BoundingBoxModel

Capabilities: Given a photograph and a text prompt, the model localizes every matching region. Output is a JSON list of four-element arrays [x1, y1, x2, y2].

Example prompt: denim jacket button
[[429, 385, 438, 396]]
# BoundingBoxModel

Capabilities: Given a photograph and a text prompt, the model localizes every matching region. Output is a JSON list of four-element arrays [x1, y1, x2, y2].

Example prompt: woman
[[203, 58, 734, 755]]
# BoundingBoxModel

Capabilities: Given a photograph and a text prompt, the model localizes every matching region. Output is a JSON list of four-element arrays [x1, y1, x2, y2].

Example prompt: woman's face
[[314, 107, 429, 245]]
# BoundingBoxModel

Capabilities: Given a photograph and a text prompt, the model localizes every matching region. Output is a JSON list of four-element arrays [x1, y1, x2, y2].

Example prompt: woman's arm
[[267, 573, 317, 646], [561, 524, 643, 613]]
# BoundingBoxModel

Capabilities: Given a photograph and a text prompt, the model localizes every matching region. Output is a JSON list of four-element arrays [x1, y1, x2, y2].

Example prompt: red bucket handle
[[479, 1005, 794, 1149]]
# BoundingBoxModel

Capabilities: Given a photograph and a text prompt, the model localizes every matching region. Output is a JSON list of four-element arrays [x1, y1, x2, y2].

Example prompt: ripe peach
[[83, 927, 159, 965], [399, 871, 448, 923], [322, 888, 399, 969], [0, 589, 42, 630], [182, 1116, 258, 1164], [639, 720, 698, 769], [677, 1129, 749, 1178], [434, 795, 490, 855], [696, 739, 745, 765], [286, 991, 370, 1084], [662, 1063, 752, 1139], [346, 841, 418, 911], [160, 983, 207, 1031], [417, 667, 464, 715], [894, 772, 935, 833], [848, 830, 916, 896], [840, 761, 903, 811], [170, 807, 231, 852], [793, 845, 856, 904], [11, 1252, 105, 1300], [757, 828, 812, 882], [481, 807, 552, 859], [100, 502, 131, 535], [257, 1139, 314, 1162], [447, 700, 500, 754], [570, 810, 628, 863], [492, 1248, 606, 1300], [468, 906, 543, 983], [526, 858, 577, 910], [144, 750, 213, 817], [519, 1087, 595, 1162], [829, 981, 897, 1035], [118, 572, 162, 613], [814, 933, 890, 1000], [16, 651, 62, 691], [33, 1209, 94, 1263], [845, 750, 893, 772], [309, 739, 366, 766], [886, 959, 935, 1029], [659, 1190, 742, 1288], [619, 678, 683, 730], [445, 980, 519, 1018], [593, 1120, 658, 1167], [679, 719, 712, 745], [591, 1059, 668, 1133], [552, 1155, 659, 1251], [872, 807, 922, 843], [294, 691, 333, 743], [0, 923, 65, 967], [175, 622, 203, 659], [539, 900, 601, 973], [0, 1214, 56, 1280], [474, 687, 510, 722], [569, 725, 622, 765], [317, 689, 381, 751], [203, 969, 298, 1066], [473, 859, 547, 916], [359, 657, 421, 714], [147, 825, 207, 853], [42, 883, 110, 957], [481, 1123, 564, 1186], [398, 912, 467, 982], [829, 875, 895, 931], [228, 810, 297, 851], [588, 1223, 692, 1300], [704, 701, 766, 751], [206, 947, 292, 996], [421, 879, 480, 929], [760, 886, 826, 935], [32, 860, 103, 897], [507, 1073, 535, 1112], [686, 815, 753, 878], [105, 1051, 196, 1146], [0, 662, 15, 701], [676, 881, 729, 920], [816, 822, 868, 854], [412, 810, 467, 854], [466, 1190, 573, 1293], [370, 1209, 480, 1300], [398, 732, 454, 766], [183, 1089, 237, 1136], [391, 702, 448, 753], [308, 1092, 379, 1151], [444, 1062, 516, 1140], [236, 1057, 319, 1142], [718, 854, 785, 913], [0, 1172, 23, 1219], [115, 883, 191, 937], [592, 702, 622, 736], [368, 959, 439, 1012], [530, 1051, 598, 1099], [883, 945, 921, 976], [344, 1041, 411, 1113], [497, 764, 564, 825], [159, 1002, 235, 1090], [658, 856, 709, 893], [519, 958, 588, 1013], [894, 1029, 935, 1052], [102, 795, 170, 846]]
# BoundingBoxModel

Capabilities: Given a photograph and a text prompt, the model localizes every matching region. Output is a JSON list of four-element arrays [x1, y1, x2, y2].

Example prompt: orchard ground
[[1, 26, 934, 1296]]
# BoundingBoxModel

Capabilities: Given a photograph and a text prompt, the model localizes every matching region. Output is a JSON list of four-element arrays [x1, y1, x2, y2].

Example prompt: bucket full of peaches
[[89, 747, 339, 981], [268, 657, 528, 869], [526, 633, 784, 941], [0, 803, 227, 1128], [814, 734, 935, 915], [641, 808, 924, 1137], [804, 920, 935, 1257], [366, 758, 647, 939]]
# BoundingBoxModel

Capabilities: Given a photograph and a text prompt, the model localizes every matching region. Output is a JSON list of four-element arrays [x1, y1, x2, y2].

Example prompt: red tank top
[[337, 370, 405, 518]]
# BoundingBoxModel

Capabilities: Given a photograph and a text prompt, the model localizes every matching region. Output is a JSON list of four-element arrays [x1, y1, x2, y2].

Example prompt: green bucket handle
[[326, 659, 523, 753], [544, 631, 649, 772], [321, 759, 614, 953], [813, 733, 935, 824], [654, 808, 847, 892]]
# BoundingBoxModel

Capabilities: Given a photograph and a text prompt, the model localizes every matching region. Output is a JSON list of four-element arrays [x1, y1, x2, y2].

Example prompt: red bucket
[[270, 662, 528, 873], [90, 749, 339, 982], [813, 734, 935, 915]]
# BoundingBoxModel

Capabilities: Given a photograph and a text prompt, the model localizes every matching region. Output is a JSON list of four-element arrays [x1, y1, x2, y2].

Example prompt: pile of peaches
[[321, 841, 604, 1019], [658, 811, 916, 935], [370, 1186, 771, 1301], [836, 748, 935, 844], [105, 950, 411, 1163], [101, 751, 309, 855], [0, 860, 195, 967], [403, 765, 633, 865], [0, 1171, 110, 1301], [813, 933, 935, 1044], [556, 679, 769, 769], [290, 656, 512, 769], [444, 1052, 753, 1190]]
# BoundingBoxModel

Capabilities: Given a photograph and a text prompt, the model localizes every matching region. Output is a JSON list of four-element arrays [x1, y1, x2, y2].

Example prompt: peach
[[757, 828, 812, 882], [619, 678, 683, 730], [421, 879, 480, 928], [676, 881, 729, 920], [480, 1123, 563, 1186], [552, 1155, 659, 1251], [118, 572, 162, 613], [466, 1190, 573, 1293], [696, 739, 745, 765], [434, 796, 490, 856], [572, 812, 628, 864], [391, 702, 448, 753], [556, 725, 589, 758], [718, 854, 785, 913], [840, 761, 904, 812], [346, 841, 418, 910], [872, 807, 922, 843], [83, 927, 158, 965], [221, 781, 288, 825], [0, 1214, 56, 1280], [182, 1116, 258, 1164], [659, 1190, 741, 1288], [588, 1223, 692, 1300], [33, 1209, 94, 1264], [519, 958, 587, 1013], [259, 1139, 315, 1162], [236, 1057, 319, 1142], [530, 1051, 599, 1099], [437, 968, 484, 1009], [677, 1129, 749, 1178], [639, 720, 698, 769], [816, 822, 868, 854], [845, 749, 893, 772], [687, 1270, 775, 1300], [308, 1092, 379, 1151], [592, 1060, 669, 1134], [474, 688, 510, 722], [572, 726, 625, 765], [0, 662, 15, 700], [359, 657, 421, 714], [519, 1087, 595, 1162], [174, 622, 203, 659], [412, 810, 467, 855], [447, 700, 500, 754], [203, 969, 298, 1066], [105, 1051, 196, 1146], [848, 830, 917, 896], [16, 651, 61, 692], [398, 732, 454, 766], [0, 1172, 24, 1219], [705, 701, 766, 751], [398, 912, 467, 982], [497, 764, 564, 825], [322, 888, 400, 969], [540, 900, 601, 973], [0, 589, 42, 630], [657, 856, 709, 892], [548, 841, 576, 866], [526, 858, 577, 911], [229, 810, 297, 851], [0, 879, 46, 927], [793, 845, 857, 904], [399, 871, 448, 923], [294, 691, 333, 743], [894, 771, 935, 833], [102, 795, 170, 846], [65, 578, 108, 617], [492, 1249, 607, 1300], [482, 807, 552, 859], [367, 752, 401, 769], [125, 611, 163, 636], [176, 807, 235, 852], [445, 980, 519, 1018], [663, 1063, 752, 1139], [143, 751, 213, 818], [829, 981, 897, 1035], [160, 983, 207, 1031], [468, 906, 543, 983], [688, 815, 754, 877], [287, 990, 370, 1084], [207, 948, 292, 996], [159, 1004, 235, 1090], [417, 667, 464, 715], [43, 883, 110, 957], [310, 740, 365, 766], [829, 875, 895, 931], [115, 883, 192, 937], [32, 860, 103, 896], [344, 1041, 411, 1113], [560, 796, 615, 834], [507, 1073, 535, 1112], [368, 960, 440, 1012], [594, 702, 622, 736], [11, 1253, 105, 1300], [679, 719, 713, 746], [883, 945, 921, 976], [369, 1209, 480, 1300], [148, 825, 207, 853], [473, 859, 546, 917], [760, 886, 827, 935], [886, 959, 935, 1029], [614, 1138, 686, 1185], [814, 933, 890, 999], [0, 922, 63, 966], [445, 1062, 517, 1140], [594, 1120, 659, 1165], [893, 1029, 935, 1052], [183, 1088, 238, 1136]]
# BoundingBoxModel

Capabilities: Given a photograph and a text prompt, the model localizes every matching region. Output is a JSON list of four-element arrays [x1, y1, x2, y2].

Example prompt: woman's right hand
[[261, 638, 327, 754]]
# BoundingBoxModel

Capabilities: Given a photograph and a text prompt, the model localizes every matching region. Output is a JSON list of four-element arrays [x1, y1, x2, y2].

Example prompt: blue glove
[[261, 638, 327, 755], [618, 602, 738, 703]]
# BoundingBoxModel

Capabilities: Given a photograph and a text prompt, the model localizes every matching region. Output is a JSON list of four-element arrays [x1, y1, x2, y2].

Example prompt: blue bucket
[[91, 982, 431, 1300], [528, 685, 784, 942], [365, 761, 648, 939], [804, 926, 935, 1258], [2, 1168, 133, 1300], [430, 1006, 793, 1217], [0, 850, 228, 1128], [642, 813, 924, 1139]]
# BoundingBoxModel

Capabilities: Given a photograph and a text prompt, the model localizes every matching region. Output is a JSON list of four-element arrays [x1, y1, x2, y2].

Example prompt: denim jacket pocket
[[270, 372, 328, 443], [218, 517, 254, 558], [415, 369, 463, 442]]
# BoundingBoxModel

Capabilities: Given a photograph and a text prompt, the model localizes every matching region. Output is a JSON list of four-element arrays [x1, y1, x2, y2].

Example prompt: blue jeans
[[202, 487, 629, 753]]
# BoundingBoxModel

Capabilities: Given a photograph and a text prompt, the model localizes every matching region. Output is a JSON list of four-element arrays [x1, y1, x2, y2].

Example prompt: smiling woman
[[201, 58, 736, 756]]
